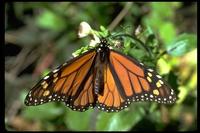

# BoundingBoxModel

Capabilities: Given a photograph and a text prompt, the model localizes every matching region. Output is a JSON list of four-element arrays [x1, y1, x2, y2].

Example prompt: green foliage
[[96, 107, 144, 131], [99, 25, 110, 37], [64, 110, 93, 131], [159, 22, 177, 44], [72, 45, 92, 57], [143, 2, 181, 45], [166, 33, 197, 56], [22, 103, 64, 121], [36, 10, 67, 32]]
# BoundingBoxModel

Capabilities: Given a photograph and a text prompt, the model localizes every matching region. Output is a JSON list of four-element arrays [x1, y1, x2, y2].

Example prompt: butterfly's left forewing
[[25, 50, 97, 111]]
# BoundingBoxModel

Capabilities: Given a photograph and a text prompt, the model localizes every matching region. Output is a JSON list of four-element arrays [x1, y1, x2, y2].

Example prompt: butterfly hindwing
[[96, 63, 126, 112]]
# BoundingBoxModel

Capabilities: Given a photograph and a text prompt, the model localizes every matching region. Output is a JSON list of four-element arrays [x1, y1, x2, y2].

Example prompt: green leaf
[[128, 48, 145, 60], [98, 25, 109, 37], [100, 25, 107, 32], [157, 58, 171, 75], [123, 42, 131, 54], [64, 109, 93, 131], [166, 33, 197, 56], [145, 34, 157, 47], [96, 106, 144, 131], [151, 2, 181, 19], [22, 103, 64, 121], [144, 26, 155, 37], [159, 22, 176, 45], [36, 10, 66, 31]]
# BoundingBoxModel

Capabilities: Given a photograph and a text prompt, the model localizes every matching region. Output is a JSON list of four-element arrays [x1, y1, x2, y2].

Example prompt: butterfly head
[[99, 38, 109, 48], [100, 37, 107, 42]]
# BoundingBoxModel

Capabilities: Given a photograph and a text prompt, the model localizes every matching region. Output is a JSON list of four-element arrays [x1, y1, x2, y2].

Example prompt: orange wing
[[24, 50, 97, 111], [97, 50, 177, 112], [96, 63, 125, 112]]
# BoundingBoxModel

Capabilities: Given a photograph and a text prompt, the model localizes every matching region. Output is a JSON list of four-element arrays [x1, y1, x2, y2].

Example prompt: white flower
[[135, 25, 142, 36], [78, 21, 92, 38]]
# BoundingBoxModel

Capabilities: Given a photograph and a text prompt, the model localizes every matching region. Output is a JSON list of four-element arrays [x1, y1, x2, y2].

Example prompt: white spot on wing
[[159, 80, 164, 85], [156, 75, 162, 79], [53, 69, 59, 73], [148, 68, 154, 72], [63, 62, 67, 66], [44, 75, 49, 80]]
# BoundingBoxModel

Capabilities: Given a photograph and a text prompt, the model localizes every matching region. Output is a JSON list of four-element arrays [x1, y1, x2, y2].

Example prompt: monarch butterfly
[[24, 38, 176, 112]]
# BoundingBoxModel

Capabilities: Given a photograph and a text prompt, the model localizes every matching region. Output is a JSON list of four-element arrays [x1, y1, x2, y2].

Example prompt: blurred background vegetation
[[5, 2, 197, 131]]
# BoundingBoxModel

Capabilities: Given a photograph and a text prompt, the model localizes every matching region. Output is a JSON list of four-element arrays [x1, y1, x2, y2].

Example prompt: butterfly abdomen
[[94, 67, 104, 95]]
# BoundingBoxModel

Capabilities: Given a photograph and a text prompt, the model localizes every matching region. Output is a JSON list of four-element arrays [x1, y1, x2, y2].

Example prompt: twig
[[108, 2, 133, 31], [18, 48, 40, 75], [5, 33, 18, 45], [9, 47, 31, 77], [6, 100, 22, 125], [89, 109, 99, 131]]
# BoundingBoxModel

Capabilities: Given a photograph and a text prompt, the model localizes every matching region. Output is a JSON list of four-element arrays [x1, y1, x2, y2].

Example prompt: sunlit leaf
[[166, 34, 197, 56], [157, 58, 171, 75], [160, 22, 176, 45]]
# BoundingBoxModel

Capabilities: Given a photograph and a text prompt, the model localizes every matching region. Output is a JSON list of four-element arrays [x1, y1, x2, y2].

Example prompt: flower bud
[[78, 21, 92, 38]]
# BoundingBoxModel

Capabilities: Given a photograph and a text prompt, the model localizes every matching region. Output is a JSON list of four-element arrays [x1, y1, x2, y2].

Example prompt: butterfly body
[[25, 38, 176, 112], [94, 39, 110, 95]]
